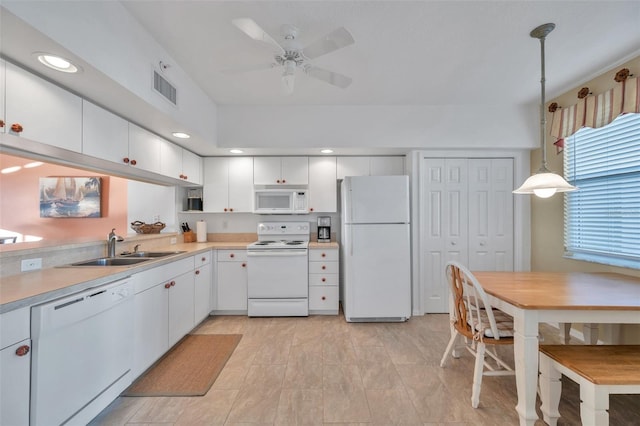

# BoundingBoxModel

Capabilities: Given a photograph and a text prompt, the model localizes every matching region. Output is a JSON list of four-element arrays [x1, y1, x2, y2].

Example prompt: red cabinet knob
[[321, 253, 326, 257], [224, 208, 228, 212], [201, 257, 206, 262], [276, 179, 281, 184], [322, 265, 326, 270], [229, 208, 234, 212], [230, 253, 235, 258], [171, 281, 176, 287], [165, 283, 171, 289], [195, 270, 200, 275], [309, 208, 314, 212], [322, 277, 326, 282], [131, 159, 137, 166], [123, 157, 130, 164], [242, 263, 246, 267], [0, 119, 5, 128], [282, 179, 286, 184], [321, 296, 326, 300], [10, 123, 23, 133], [15, 345, 30, 356]]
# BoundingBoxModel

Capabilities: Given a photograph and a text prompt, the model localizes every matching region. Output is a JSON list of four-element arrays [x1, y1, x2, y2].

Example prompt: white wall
[[127, 181, 177, 234], [218, 104, 539, 150]]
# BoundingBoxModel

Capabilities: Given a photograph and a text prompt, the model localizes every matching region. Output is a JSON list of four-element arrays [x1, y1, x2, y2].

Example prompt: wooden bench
[[538, 345, 640, 426]]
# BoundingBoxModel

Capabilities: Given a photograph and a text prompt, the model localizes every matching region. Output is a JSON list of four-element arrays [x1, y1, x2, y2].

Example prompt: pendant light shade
[[514, 23, 578, 198]]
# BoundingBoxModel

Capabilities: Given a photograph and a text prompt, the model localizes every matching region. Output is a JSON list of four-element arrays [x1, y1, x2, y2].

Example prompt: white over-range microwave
[[253, 189, 309, 214]]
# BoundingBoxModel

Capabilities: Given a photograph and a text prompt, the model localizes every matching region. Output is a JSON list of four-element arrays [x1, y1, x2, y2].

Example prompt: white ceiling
[[1, 1, 639, 156], [120, 1, 640, 107]]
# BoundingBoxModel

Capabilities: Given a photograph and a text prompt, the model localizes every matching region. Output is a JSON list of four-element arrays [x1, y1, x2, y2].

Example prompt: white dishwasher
[[30, 277, 134, 426]]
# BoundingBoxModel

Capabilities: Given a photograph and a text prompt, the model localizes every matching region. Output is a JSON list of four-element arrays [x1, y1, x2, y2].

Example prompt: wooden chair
[[440, 261, 515, 408]]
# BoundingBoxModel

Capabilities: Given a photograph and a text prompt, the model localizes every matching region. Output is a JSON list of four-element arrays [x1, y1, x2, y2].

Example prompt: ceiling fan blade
[[232, 18, 285, 54], [302, 27, 355, 59], [220, 62, 278, 75], [304, 66, 352, 89]]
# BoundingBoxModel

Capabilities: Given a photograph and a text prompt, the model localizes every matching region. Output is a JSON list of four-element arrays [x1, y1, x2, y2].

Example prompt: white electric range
[[246, 222, 310, 317]]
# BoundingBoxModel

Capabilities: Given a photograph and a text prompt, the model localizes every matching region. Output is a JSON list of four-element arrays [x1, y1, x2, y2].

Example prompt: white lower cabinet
[[215, 250, 248, 313], [0, 307, 30, 426], [132, 256, 195, 377], [308, 247, 339, 314], [194, 251, 212, 323]]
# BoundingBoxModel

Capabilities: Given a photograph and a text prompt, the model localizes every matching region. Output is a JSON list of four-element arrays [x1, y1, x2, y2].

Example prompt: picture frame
[[39, 177, 102, 218]]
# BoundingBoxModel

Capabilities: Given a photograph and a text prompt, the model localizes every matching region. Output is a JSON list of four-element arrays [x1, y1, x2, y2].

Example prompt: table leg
[[583, 323, 599, 344], [513, 311, 540, 426]]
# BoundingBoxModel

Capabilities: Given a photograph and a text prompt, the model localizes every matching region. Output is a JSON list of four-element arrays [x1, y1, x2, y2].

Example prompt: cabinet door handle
[[201, 257, 206, 262], [241, 262, 246, 267], [230, 253, 235, 258], [282, 179, 286, 184], [171, 281, 176, 287], [15, 345, 30, 356], [195, 270, 200, 275], [229, 208, 234, 212], [309, 208, 314, 212], [131, 159, 137, 166], [164, 283, 171, 289], [321, 253, 326, 257], [0, 119, 5, 128], [276, 179, 281, 184], [321, 296, 326, 300], [224, 208, 228, 212], [322, 265, 326, 270], [322, 277, 326, 282], [10, 123, 23, 133], [123, 157, 130, 164]]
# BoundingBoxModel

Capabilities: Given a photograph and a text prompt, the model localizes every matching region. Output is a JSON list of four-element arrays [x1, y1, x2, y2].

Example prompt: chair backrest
[[445, 261, 504, 341]]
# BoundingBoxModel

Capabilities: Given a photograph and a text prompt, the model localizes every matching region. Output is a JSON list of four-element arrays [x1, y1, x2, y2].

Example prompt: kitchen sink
[[68, 257, 152, 267], [121, 251, 186, 258]]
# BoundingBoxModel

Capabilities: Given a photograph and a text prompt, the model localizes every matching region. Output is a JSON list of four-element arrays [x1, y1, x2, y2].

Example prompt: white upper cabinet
[[203, 157, 253, 212], [337, 156, 405, 179], [254, 156, 308, 185], [82, 100, 129, 164], [308, 156, 337, 213], [160, 138, 183, 180], [181, 149, 202, 185], [128, 123, 162, 174], [4, 62, 82, 152]]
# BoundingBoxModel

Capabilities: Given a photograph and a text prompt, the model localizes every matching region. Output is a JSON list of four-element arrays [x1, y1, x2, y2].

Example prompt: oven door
[[247, 249, 308, 298]]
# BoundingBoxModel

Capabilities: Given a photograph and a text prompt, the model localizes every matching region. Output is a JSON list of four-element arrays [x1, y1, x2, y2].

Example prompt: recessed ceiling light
[[35, 53, 80, 73], [229, 149, 244, 154], [320, 149, 334, 154], [1, 166, 22, 174], [24, 161, 44, 169], [172, 132, 190, 139]]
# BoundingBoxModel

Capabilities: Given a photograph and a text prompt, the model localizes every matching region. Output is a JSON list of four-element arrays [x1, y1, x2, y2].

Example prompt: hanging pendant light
[[513, 23, 578, 198]]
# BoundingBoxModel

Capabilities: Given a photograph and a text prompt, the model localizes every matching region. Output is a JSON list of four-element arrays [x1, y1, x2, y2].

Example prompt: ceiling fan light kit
[[513, 23, 578, 198], [230, 18, 355, 94]]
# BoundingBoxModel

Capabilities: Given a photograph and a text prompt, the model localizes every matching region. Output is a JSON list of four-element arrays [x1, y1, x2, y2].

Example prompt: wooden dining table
[[472, 271, 640, 426]]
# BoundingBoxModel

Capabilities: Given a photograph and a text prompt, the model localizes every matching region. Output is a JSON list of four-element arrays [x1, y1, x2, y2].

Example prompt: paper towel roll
[[196, 220, 207, 242]]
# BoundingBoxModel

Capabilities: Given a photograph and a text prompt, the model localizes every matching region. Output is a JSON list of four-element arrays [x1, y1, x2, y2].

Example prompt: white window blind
[[564, 112, 640, 269]]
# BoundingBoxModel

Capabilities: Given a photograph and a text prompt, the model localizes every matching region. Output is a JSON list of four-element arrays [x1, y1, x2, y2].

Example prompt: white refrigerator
[[340, 175, 411, 322]]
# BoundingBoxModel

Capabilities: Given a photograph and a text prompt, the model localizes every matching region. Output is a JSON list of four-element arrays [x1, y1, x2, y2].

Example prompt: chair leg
[[471, 342, 486, 408], [440, 332, 460, 367]]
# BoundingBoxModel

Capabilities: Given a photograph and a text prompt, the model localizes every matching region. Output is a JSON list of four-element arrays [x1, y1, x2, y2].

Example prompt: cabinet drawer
[[195, 250, 211, 266], [309, 261, 338, 274], [309, 286, 338, 313], [309, 273, 338, 286], [309, 249, 338, 262], [0, 307, 30, 349], [217, 250, 247, 262]]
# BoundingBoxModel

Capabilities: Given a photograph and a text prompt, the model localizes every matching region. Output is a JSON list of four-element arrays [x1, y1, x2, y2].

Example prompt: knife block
[[183, 230, 196, 243]]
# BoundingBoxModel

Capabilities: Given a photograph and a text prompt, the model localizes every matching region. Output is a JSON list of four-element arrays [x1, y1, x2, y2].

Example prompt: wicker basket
[[131, 220, 166, 234]]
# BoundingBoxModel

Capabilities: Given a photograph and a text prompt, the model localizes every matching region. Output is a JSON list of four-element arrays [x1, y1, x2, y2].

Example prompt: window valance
[[549, 68, 639, 143]]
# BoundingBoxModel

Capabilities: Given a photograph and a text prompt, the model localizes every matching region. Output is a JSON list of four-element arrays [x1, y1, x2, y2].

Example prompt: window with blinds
[[564, 112, 640, 269]]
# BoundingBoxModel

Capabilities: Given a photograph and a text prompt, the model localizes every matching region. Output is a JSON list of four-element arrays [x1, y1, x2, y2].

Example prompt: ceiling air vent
[[153, 70, 177, 105]]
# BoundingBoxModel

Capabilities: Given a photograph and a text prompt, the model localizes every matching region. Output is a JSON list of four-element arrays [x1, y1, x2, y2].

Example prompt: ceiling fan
[[227, 18, 355, 94]]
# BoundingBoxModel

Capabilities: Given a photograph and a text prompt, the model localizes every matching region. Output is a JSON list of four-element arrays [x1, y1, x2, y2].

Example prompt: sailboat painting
[[39, 177, 102, 218]]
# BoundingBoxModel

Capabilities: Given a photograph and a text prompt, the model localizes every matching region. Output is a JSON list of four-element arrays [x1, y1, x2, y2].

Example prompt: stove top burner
[[254, 241, 276, 245], [286, 241, 304, 245]]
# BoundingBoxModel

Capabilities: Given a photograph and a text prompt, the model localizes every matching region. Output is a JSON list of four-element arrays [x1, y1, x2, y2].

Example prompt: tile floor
[[91, 313, 640, 425]]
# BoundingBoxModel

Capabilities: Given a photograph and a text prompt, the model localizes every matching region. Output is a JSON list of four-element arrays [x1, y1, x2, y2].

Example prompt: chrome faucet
[[134, 244, 141, 253], [107, 228, 124, 258]]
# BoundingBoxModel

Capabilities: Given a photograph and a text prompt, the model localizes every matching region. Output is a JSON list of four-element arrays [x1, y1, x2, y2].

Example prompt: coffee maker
[[317, 216, 331, 243], [187, 188, 203, 211]]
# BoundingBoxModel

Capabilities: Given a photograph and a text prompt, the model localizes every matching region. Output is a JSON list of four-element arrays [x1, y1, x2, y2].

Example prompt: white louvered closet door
[[421, 157, 514, 313], [421, 158, 469, 313]]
